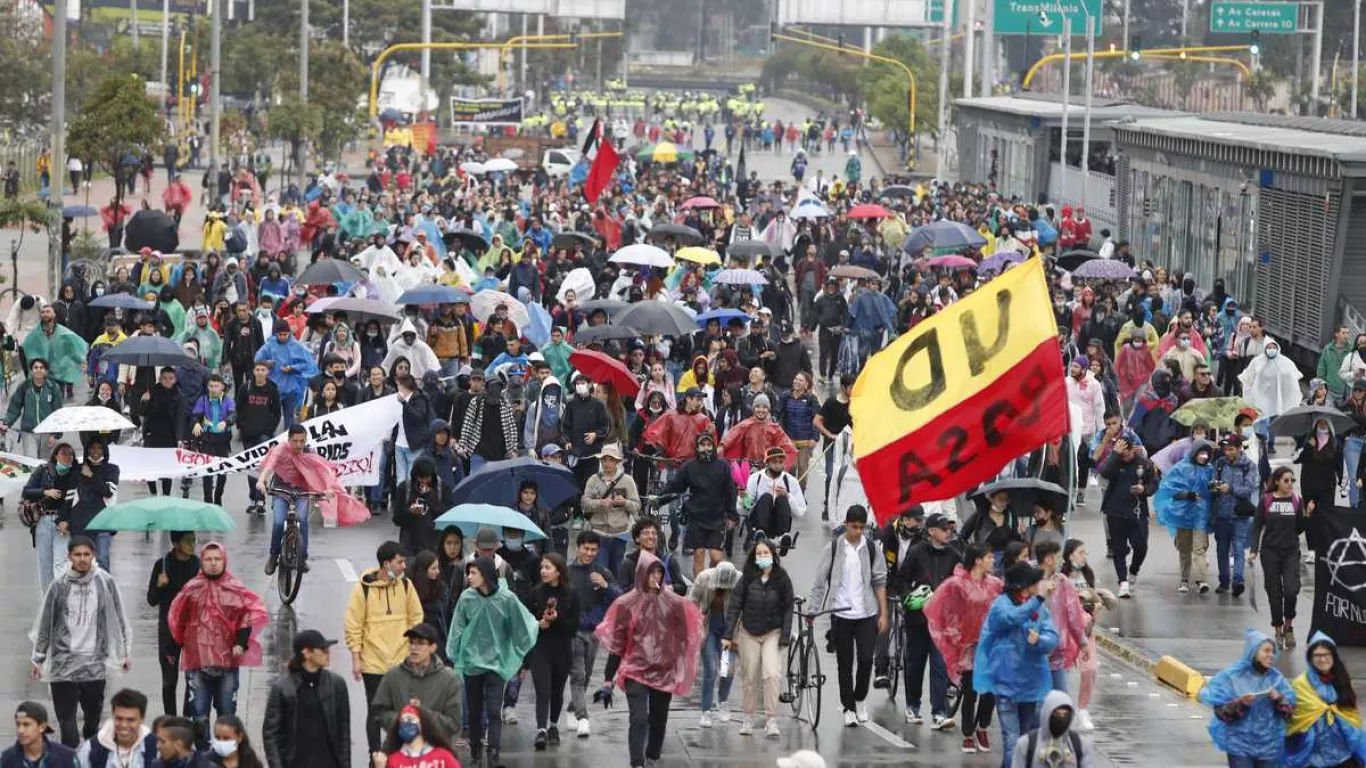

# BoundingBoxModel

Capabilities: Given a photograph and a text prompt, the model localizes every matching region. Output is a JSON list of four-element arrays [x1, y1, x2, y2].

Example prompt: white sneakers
[[765, 718, 781, 738], [855, 702, 870, 723], [1177, 581, 1190, 594], [716, 703, 731, 723], [843, 710, 859, 727], [932, 714, 955, 731], [576, 717, 591, 738], [1118, 581, 1132, 598], [1075, 709, 1095, 732], [738, 718, 755, 735], [502, 706, 518, 724], [904, 709, 922, 725], [699, 711, 714, 728], [566, 713, 577, 731]]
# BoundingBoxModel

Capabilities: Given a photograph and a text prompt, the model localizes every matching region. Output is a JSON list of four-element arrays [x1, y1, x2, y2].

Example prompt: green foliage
[[858, 35, 944, 140], [0, 4, 49, 133], [1244, 69, 1277, 112], [1170, 59, 1202, 102], [0, 198, 53, 231], [67, 74, 165, 179]]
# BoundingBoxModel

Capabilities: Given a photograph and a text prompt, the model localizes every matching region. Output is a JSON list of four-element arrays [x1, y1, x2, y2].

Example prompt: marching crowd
[[5, 90, 1366, 768]]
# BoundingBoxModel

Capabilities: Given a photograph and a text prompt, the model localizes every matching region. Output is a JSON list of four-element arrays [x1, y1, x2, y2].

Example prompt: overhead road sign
[[1209, 1, 1298, 33], [992, 0, 1103, 35]]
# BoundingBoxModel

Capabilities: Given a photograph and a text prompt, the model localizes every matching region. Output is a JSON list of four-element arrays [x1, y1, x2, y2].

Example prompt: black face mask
[[1049, 708, 1074, 737]]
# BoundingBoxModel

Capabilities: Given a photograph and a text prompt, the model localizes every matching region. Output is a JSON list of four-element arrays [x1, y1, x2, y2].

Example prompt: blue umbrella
[[434, 503, 548, 541], [902, 220, 987, 254], [523, 297, 553, 349], [448, 457, 579, 509], [379, 107, 404, 122], [396, 284, 471, 305], [695, 308, 750, 327], [88, 293, 155, 310], [791, 199, 832, 220], [62, 205, 98, 219]]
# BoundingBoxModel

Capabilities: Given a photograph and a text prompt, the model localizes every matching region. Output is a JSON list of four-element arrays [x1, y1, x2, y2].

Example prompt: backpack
[[88, 732, 158, 768], [1026, 730, 1083, 768]]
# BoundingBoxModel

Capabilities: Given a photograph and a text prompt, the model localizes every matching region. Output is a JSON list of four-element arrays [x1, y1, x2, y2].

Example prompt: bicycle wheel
[[886, 611, 903, 703], [783, 636, 803, 713], [803, 636, 823, 731], [278, 527, 303, 605]]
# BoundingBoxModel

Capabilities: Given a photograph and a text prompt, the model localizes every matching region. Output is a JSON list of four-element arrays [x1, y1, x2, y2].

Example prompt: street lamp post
[[1060, 16, 1072, 209], [209, 0, 221, 172], [1081, 14, 1095, 205], [1353, 0, 1360, 119]]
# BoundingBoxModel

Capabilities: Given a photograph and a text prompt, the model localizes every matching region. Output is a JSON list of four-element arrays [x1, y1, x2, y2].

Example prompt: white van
[[541, 147, 580, 178]]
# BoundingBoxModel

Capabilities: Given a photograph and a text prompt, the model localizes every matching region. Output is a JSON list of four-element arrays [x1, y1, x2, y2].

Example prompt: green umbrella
[[88, 496, 236, 532], [1171, 397, 1259, 431]]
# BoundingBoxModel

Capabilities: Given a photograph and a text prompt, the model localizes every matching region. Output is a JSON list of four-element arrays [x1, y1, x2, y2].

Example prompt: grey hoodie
[[1010, 690, 1095, 768]]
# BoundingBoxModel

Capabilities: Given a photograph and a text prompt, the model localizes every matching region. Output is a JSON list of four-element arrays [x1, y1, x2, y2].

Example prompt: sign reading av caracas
[[850, 258, 1069, 513]]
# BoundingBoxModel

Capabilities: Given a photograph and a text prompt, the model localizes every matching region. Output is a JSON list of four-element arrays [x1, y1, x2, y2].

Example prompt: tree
[[0, 198, 53, 281], [267, 94, 322, 184], [66, 73, 164, 240], [277, 41, 368, 162], [1170, 59, 1202, 106], [0, 3, 49, 135], [1244, 69, 1277, 112], [857, 35, 943, 145]]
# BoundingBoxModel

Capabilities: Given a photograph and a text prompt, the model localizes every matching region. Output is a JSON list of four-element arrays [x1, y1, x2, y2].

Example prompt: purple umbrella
[[979, 249, 1026, 274], [926, 255, 978, 270], [1073, 259, 1137, 280]]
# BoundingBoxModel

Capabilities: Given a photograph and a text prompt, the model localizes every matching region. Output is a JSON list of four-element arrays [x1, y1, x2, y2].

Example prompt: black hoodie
[[236, 377, 282, 438]]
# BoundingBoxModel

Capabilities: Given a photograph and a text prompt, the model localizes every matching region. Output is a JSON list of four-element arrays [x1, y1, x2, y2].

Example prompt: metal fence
[[0, 141, 46, 194]]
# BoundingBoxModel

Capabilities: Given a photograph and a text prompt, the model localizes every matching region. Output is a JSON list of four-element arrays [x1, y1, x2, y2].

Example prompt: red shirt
[[383, 747, 462, 768]]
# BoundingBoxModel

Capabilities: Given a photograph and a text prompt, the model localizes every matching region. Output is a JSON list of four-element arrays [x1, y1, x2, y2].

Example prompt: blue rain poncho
[[1199, 629, 1295, 761], [254, 332, 318, 401], [971, 592, 1059, 702], [1154, 440, 1216, 535], [1284, 632, 1366, 768]]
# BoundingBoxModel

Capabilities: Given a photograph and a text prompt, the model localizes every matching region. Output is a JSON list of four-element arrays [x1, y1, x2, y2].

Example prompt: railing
[[1048, 162, 1119, 235], [1341, 296, 1366, 339]]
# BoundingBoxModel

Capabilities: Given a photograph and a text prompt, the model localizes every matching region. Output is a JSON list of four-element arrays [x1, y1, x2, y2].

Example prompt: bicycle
[[884, 599, 905, 704], [269, 484, 326, 605], [781, 596, 845, 731]]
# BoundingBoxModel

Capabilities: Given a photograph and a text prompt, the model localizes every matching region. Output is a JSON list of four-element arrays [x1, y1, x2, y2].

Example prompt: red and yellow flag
[[851, 257, 1069, 514]]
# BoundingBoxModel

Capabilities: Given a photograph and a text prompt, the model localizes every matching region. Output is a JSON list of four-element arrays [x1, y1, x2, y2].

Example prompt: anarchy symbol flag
[[1312, 507, 1366, 646]]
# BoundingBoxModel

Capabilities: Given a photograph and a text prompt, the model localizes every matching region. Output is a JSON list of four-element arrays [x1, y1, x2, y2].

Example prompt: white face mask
[[210, 739, 238, 757], [1267, 349, 1279, 359], [575, 383, 589, 396]]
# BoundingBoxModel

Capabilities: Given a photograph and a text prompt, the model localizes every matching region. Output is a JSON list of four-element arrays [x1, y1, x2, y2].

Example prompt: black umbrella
[[123, 209, 179, 254], [1270, 406, 1357, 438], [552, 231, 598, 251], [573, 324, 642, 344], [89, 294, 155, 310], [880, 184, 916, 199], [296, 259, 365, 286], [614, 302, 696, 337], [578, 299, 630, 316], [727, 240, 776, 260], [972, 478, 1071, 518], [444, 230, 488, 255], [101, 335, 198, 367], [647, 223, 703, 245], [1056, 249, 1101, 272]]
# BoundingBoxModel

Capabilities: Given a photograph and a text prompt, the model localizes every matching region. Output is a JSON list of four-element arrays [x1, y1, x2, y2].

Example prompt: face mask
[[210, 739, 238, 757], [1243, 427, 1254, 438], [1318, 427, 1331, 436], [505, 537, 524, 551], [1178, 339, 1190, 348], [55, 461, 70, 474], [397, 722, 421, 744], [1226, 307, 1235, 314], [1267, 349, 1279, 359], [385, 566, 399, 581], [650, 404, 664, 414], [95, 287, 105, 296], [1130, 341, 1143, 349], [575, 383, 589, 396], [755, 556, 773, 570], [1049, 709, 1074, 738]]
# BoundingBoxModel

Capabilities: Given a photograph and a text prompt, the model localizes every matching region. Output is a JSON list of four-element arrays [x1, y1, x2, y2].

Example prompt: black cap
[[924, 512, 953, 530], [1004, 562, 1044, 591], [293, 629, 339, 654], [14, 702, 53, 734], [404, 623, 441, 643]]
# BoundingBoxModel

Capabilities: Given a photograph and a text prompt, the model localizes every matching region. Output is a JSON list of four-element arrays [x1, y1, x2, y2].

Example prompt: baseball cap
[[540, 444, 564, 458], [475, 527, 501, 550], [764, 446, 787, 463], [1004, 562, 1044, 591], [14, 702, 53, 734], [404, 623, 441, 643], [1220, 433, 1244, 448], [684, 387, 704, 399], [293, 629, 338, 654], [925, 512, 953, 530]]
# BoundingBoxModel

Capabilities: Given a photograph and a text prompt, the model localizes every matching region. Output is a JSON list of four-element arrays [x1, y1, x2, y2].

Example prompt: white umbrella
[[470, 289, 531, 328], [556, 267, 597, 304], [305, 296, 402, 322], [713, 268, 768, 286], [484, 158, 518, 172], [791, 199, 832, 219], [34, 406, 135, 434], [610, 243, 674, 269], [460, 161, 487, 175]]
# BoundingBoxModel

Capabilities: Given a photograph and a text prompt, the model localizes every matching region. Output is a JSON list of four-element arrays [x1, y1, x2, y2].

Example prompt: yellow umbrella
[[674, 246, 721, 266], [651, 141, 679, 163]]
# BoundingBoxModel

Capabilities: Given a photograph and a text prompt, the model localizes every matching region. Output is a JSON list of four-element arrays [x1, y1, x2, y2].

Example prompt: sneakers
[[1118, 581, 1132, 598], [534, 729, 548, 751], [1275, 625, 1286, 649], [1232, 582, 1246, 598], [739, 718, 755, 735], [932, 714, 955, 731], [1177, 581, 1190, 594], [843, 710, 858, 727], [1215, 583, 1229, 594], [904, 708, 923, 725], [764, 718, 780, 738], [778, 532, 794, 556], [566, 713, 578, 732], [300, 558, 310, 573], [873, 674, 891, 690], [962, 736, 978, 753], [1076, 709, 1095, 732], [547, 725, 560, 746], [1074, 490, 1086, 506], [975, 727, 991, 752], [502, 706, 518, 724], [576, 718, 591, 738], [855, 702, 869, 723], [716, 703, 731, 723], [1198, 582, 1211, 594], [699, 711, 714, 728], [1284, 624, 1297, 649]]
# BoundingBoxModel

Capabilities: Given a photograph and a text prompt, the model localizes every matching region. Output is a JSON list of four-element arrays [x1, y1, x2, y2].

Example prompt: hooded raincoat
[[1285, 633, 1366, 768], [447, 557, 538, 680], [1240, 341, 1303, 419], [1010, 690, 1096, 768], [923, 564, 1003, 684], [1199, 629, 1295, 761], [254, 331, 318, 401], [29, 563, 133, 681], [1155, 440, 1217, 535], [167, 543, 270, 670], [22, 321, 89, 385], [972, 590, 1059, 702], [595, 551, 705, 695]]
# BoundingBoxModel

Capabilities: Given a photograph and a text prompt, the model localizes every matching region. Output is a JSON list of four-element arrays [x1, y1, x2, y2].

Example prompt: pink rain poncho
[[259, 442, 371, 527], [924, 564, 1003, 684], [168, 543, 270, 670], [1045, 573, 1089, 672], [595, 551, 704, 695]]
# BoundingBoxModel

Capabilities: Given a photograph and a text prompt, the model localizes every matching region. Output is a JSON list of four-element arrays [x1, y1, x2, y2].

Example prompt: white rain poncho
[[29, 565, 132, 681], [1239, 340, 1303, 418], [829, 428, 871, 526]]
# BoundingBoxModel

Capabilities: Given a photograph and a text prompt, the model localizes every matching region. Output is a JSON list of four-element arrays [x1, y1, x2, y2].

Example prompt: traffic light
[[1129, 35, 1142, 61], [1249, 30, 1261, 55]]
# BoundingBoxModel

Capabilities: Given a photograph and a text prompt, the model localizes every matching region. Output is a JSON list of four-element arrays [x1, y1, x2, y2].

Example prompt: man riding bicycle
[[743, 446, 805, 555], [660, 433, 737, 578], [258, 424, 332, 575]]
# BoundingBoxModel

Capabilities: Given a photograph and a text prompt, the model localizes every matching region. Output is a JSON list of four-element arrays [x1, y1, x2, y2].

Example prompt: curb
[[1095, 629, 1208, 699]]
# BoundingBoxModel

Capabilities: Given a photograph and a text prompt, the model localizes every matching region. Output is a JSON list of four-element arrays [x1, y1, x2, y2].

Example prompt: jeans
[[242, 433, 270, 504], [1226, 758, 1277, 768], [698, 616, 734, 712], [36, 515, 59, 593], [624, 679, 672, 766], [1109, 514, 1149, 583], [186, 667, 239, 748], [996, 698, 1039, 768], [1051, 668, 1069, 694], [394, 445, 417, 486], [905, 624, 948, 715], [569, 631, 600, 719], [367, 441, 391, 506], [270, 495, 310, 557], [157, 631, 188, 716], [1347, 436, 1365, 508], [1212, 517, 1251, 587], [50, 679, 105, 748], [466, 672, 506, 754], [594, 532, 629, 576], [281, 391, 303, 428], [831, 615, 878, 712]]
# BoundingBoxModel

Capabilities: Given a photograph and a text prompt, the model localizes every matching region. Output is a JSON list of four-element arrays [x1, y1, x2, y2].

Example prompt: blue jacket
[[1285, 633, 1366, 768], [1155, 442, 1216, 534], [1210, 453, 1259, 521], [0, 739, 76, 768], [1217, 297, 1243, 343], [1200, 629, 1295, 761], [849, 288, 897, 335], [972, 592, 1058, 702], [254, 335, 318, 400]]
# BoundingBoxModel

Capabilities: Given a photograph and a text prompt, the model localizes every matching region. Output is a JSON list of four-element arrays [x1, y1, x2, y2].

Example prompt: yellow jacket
[[344, 568, 425, 674]]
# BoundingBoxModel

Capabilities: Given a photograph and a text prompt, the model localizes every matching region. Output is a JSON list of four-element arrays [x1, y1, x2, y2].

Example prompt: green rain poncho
[[21, 322, 88, 386], [541, 337, 574, 383], [341, 206, 379, 239], [162, 298, 187, 338], [177, 319, 223, 369], [446, 557, 538, 680]]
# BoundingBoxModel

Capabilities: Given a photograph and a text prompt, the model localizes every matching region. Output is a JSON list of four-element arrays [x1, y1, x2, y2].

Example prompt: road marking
[[336, 558, 359, 582], [863, 720, 915, 750]]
